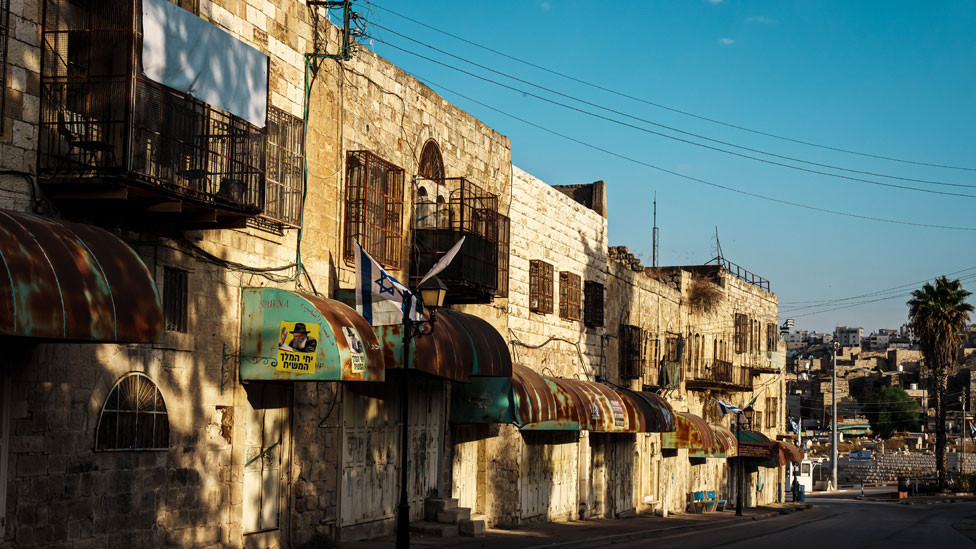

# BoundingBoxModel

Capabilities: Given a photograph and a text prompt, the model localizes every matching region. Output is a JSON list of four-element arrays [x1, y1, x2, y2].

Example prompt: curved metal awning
[[373, 308, 511, 382], [552, 378, 640, 433], [614, 387, 677, 433], [777, 440, 804, 463], [240, 288, 384, 382], [450, 364, 580, 429], [711, 425, 738, 458], [663, 412, 722, 456], [736, 429, 781, 465], [0, 209, 162, 342]]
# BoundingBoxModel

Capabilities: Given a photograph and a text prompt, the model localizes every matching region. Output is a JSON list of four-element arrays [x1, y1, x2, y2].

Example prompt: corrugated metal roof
[[777, 440, 804, 463], [711, 425, 738, 457], [552, 378, 640, 433], [513, 365, 581, 430], [240, 288, 385, 382], [0, 209, 162, 342], [613, 386, 677, 433], [663, 412, 721, 455]]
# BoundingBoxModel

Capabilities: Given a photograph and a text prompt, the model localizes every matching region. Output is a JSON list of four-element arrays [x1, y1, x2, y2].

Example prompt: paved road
[[615, 489, 976, 549]]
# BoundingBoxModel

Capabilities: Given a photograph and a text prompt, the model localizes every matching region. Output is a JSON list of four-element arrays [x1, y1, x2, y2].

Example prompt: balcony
[[411, 177, 509, 304], [749, 350, 784, 374], [38, 0, 266, 228], [686, 359, 752, 391]]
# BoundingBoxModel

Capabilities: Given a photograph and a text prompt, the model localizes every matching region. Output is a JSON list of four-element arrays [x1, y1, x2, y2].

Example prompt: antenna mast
[[652, 193, 659, 267], [715, 226, 724, 261]]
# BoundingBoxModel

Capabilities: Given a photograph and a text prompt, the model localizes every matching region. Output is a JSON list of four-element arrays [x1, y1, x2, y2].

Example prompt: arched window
[[96, 373, 169, 451], [418, 139, 445, 181]]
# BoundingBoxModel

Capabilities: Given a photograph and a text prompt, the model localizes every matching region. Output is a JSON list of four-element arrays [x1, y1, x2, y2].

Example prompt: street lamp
[[736, 405, 755, 516], [396, 276, 447, 549]]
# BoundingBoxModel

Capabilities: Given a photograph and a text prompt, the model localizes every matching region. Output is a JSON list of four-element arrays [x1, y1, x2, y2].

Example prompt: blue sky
[[358, 0, 976, 334]]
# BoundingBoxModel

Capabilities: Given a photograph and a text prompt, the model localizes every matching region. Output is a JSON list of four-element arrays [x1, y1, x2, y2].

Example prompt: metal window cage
[[343, 150, 405, 269], [258, 106, 304, 228], [583, 281, 604, 327], [39, 0, 267, 212], [620, 325, 645, 379], [559, 271, 581, 321], [529, 259, 553, 314]]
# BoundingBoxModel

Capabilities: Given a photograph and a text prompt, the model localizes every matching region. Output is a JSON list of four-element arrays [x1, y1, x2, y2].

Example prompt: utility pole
[[832, 341, 838, 491], [652, 193, 659, 268]]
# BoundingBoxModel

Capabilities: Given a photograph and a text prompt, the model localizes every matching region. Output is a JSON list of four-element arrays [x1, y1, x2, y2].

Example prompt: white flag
[[418, 236, 466, 287], [354, 240, 423, 326]]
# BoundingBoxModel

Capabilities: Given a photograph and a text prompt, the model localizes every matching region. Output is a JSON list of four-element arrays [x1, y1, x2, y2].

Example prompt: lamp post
[[736, 405, 755, 516], [396, 277, 448, 549], [831, 341, 838, 492]]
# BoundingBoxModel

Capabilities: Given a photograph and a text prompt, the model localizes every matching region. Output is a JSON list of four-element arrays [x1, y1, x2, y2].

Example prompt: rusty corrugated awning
[[0, 209, 162, 342], [711, 425, 738, 458], [450, 364, 580, 429], [736, 429, 780, 464], [551, 378, 641, 433], [777, 440, 804, 463], [240, 288, 384, 382], [613, 386, 677, 433], [663, 412, 722, 455], [372, 308, 510, 382]]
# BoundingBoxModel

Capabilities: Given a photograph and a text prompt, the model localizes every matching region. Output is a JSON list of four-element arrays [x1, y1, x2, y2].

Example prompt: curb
[[523, 510, 787, 549]]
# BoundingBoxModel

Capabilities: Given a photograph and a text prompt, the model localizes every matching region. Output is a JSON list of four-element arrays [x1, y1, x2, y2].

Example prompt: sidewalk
[[340, 504, 812, 549]]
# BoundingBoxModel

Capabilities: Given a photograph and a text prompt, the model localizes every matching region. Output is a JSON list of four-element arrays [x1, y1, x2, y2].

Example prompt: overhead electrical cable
[[367, 21, 975, 190], [368, 37, 976, 199], [382, 69, 976, 232], [365, 0, 976, 173]]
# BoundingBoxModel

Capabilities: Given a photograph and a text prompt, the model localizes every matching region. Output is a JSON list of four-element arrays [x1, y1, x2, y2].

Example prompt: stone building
[[0, 0, 795, 546]]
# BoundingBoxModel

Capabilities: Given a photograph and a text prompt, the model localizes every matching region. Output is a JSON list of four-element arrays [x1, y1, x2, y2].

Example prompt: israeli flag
[[790, 417, 800, 435], [354, 240, 423, 326], [716, 399, 742, 416]]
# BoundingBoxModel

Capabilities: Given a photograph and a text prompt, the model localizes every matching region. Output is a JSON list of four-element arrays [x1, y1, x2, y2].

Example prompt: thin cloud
[[706, 0, 723, 4], [540, 1, 551, 10], [745, 15, 775, 24], [718, 38, 735, 45]]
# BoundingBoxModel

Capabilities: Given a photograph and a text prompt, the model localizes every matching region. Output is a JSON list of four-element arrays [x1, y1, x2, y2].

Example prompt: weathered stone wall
[[837, 453, 976, 484]]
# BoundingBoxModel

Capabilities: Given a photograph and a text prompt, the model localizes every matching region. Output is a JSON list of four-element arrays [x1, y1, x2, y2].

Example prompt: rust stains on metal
[[777, 440, 804, 463], [0, 209, 162, 343], [511, 364, 580, 430], [440, 309, 512, 378], [551, 378, 638, 433], [711, 425, 738, 457], [301, 292, 385, 382], [663, 412, 719, 453], [615, 387, 677, 433]]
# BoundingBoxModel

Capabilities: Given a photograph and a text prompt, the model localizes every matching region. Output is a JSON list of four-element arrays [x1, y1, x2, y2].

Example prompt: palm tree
[[908, 276, 973, 490]]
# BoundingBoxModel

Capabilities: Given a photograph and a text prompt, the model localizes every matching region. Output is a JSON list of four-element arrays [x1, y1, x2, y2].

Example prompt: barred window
[[0, 0, 8, 130], [766, 323, 778, 351], [262, 106, 304, 227], [734, 313, 748, 354], [163, 267, 188, 333], [620, 325, 645, 379], [495, 215, 510, 298], [343, 150, 405, 268], [96, 373, 169, 451], [528, 260, 553, 314], [558, 271, 581, 321], [583, 281, 604, 327]]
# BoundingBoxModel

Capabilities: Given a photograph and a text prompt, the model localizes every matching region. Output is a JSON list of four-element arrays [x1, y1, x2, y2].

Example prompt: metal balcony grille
[[343, 150, 404, 268], [559, 271, 581, 321], [412, 177, 506, 303], [528, 259, 553, 314], [38, 0, 266, 213], [583, 281, 604, 327]]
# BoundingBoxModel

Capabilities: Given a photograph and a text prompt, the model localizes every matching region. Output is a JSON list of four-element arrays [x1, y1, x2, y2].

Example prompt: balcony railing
[[706, 256, 770, 292], [38, 0, 266, 222], [412, 177, 509, 303], [686, 359, 752, 391]]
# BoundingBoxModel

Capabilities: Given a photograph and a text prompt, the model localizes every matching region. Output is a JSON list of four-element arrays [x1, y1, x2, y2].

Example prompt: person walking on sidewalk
[[791, 477, 801, 502]]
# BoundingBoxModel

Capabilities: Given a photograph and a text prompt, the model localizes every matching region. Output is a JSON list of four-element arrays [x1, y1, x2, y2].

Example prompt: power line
[[367, 21, 976, 191], [378, 68, 976, 232], [364, 1, 976, 173], [367, 36, 976, 199]]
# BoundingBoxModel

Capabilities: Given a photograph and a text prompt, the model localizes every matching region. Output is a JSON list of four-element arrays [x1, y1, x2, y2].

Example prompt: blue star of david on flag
[[375, 271, 398, 296]]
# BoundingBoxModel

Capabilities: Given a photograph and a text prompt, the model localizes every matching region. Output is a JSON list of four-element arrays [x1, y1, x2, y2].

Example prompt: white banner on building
[[142, 0, 269, 127]]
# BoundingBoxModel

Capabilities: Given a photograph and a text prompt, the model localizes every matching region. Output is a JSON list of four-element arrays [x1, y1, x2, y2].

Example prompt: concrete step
[[423, 498, 459, 521], [437, 507, 471, 524], [458, 518, 486, 537], [410, 521, 459, 537]]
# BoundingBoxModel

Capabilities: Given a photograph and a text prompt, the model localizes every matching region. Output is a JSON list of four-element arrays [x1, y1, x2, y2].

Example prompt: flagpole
[[396, 296, 412, 549]]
